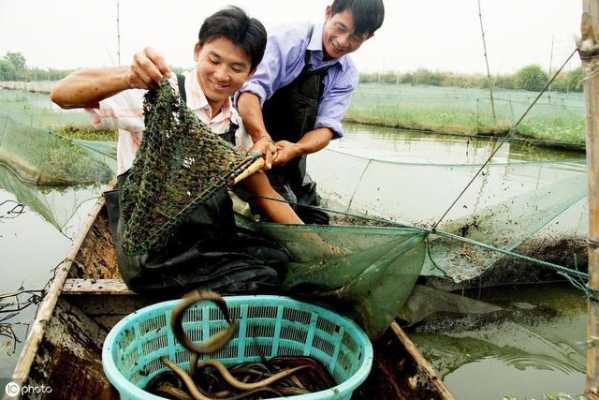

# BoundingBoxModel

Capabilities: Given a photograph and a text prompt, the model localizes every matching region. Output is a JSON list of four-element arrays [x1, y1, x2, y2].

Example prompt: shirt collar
[[306, 22, 345, 71], [185, 69, 232, 121]]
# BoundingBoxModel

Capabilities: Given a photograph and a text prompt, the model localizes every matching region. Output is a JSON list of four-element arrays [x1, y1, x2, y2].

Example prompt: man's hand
[[273, 140, 302, 167], [250, 136, 277, 170], [127, 47, 172, 90]]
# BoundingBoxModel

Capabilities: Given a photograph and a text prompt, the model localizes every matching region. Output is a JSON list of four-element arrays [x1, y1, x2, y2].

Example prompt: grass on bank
[[347, 83, 586, 149]]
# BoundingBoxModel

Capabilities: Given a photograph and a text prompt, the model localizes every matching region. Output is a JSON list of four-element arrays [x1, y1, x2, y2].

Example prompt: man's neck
[[207, 99, 225, 118]]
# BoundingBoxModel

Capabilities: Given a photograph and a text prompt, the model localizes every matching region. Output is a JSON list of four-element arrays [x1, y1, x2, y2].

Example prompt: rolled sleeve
[[315, 116, 345, 139], [238, 81, 269, 107]]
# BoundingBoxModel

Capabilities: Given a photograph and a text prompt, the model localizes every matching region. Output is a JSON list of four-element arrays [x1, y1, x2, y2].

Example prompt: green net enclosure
[[0, 114, 113, 185], [0, 89, 114, 185], [307, 148, 588, 287]]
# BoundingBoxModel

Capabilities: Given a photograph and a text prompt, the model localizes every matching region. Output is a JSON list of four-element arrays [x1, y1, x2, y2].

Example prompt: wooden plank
[[7, 194, 107, 397], [26, 299, 118, 400], [583, 1, 599, 397], [63, 279, 134, 295], [390, 322, 455, 400]]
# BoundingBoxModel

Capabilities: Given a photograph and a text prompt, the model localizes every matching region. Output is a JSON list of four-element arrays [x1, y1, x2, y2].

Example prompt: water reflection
[[0, 165, 107, 385], [410, 285, 587, 399]]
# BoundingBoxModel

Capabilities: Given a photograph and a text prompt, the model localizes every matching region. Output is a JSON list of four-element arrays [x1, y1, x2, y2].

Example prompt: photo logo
[[4, 381, 52, 397], [4, 381, 20, 397]]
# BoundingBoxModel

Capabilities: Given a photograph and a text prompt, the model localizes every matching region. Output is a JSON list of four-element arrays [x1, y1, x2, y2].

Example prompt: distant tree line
[[360, 64, 584, 93], [0, 52, 74, 81], [0, 52, 584, 94]]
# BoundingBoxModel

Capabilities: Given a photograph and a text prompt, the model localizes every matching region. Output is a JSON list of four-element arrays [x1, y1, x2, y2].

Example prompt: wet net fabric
[[119, 79, 254, 255], [307, 148, 588, 286], [0, 114, 113, 185], [249, 222, 428, 338]]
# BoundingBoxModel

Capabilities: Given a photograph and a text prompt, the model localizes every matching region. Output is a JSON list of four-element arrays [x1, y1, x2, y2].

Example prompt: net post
[[582, 1, 599, 398]]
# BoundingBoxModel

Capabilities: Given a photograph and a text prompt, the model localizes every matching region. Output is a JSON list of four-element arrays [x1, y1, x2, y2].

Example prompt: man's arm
[[51, 67, 131, 109], [237, 92, 277, 169], [51, 47, 171, 109], [274, 128, 334, 166], [242, 171, 303, 224]]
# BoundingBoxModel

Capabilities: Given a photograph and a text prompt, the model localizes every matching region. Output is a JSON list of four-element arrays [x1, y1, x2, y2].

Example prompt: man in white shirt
[[51, 7, 291, 293]]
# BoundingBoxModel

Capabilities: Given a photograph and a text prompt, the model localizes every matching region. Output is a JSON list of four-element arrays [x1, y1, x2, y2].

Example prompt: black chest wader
[[261, 51, 332, 225], [102, 74, 289, 295]]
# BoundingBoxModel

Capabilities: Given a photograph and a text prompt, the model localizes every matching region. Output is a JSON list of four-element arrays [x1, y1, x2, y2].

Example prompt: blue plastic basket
[[102, 295, 373, 400]]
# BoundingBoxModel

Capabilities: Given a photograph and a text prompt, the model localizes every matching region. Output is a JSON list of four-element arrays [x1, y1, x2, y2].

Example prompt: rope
[[248, 193, 587, 282], [430, 48, 578, 232]]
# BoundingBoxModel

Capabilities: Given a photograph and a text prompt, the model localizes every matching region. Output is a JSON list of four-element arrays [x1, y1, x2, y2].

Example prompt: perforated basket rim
[[102, 295, 373, 400]]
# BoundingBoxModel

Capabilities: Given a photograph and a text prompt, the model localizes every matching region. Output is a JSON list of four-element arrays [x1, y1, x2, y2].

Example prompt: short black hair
[[198, 6, 267, 70], [331, 0, 385, 35]]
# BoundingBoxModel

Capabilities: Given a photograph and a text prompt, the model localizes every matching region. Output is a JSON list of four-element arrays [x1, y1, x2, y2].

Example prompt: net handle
[[232, 158, 265, 185]]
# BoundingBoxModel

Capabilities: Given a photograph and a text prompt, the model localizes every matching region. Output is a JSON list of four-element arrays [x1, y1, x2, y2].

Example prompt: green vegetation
[[516, 65, 549, 91], [360, 65, 583, 94], [0, 52, 72, 81], [54, 125, 116, 141], [347, 83, 585, 148]]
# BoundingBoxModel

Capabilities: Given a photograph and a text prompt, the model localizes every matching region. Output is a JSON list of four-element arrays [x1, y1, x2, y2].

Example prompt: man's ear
[[193, 42, 202, 61], [325, 5, 333, 20]]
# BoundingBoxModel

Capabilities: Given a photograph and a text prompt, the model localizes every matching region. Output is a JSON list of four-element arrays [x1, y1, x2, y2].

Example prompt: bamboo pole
[[116, 0, 121, 65], [583, 1, 599, 398], [476, 0, 497, 123]]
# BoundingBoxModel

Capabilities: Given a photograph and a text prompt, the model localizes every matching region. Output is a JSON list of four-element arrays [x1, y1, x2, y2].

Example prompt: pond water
[[0, 91, 590, 398], [410, 284, 587, 400], [0, 171, 107, 390]]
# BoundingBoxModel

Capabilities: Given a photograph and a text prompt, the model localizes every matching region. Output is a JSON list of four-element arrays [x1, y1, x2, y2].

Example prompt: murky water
[[0, 93, 590, 398], [0, 166, 107, 389], [410, 284, 587, 399], [335, 123, 584, 164], [318, 124, 588, 398]]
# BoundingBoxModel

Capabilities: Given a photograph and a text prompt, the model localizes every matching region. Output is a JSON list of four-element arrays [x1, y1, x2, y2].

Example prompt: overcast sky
[[0, 0, 583, 74]]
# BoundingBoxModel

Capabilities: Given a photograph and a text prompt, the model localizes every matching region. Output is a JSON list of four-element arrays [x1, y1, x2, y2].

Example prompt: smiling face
[[322, 6, 372, 60], [194, 37, 254, 114]]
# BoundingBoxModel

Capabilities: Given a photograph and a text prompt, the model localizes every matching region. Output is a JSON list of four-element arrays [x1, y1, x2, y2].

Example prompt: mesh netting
[[119, 79, 255, 255], [241, 221, 427, 338], [0, 84, 589, 340], [307, 148, 588, 287], [0, 115, 113, 185], [0, 89, 114, 185], [0, 165, 101, 233]]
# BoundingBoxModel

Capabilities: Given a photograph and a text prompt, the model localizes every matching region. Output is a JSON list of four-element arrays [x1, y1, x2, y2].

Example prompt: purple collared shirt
[[239, 21, 359, 138]]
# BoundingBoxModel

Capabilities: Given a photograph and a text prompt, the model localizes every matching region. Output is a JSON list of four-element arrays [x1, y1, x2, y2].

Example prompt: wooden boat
[[5, 193, 455, 400]]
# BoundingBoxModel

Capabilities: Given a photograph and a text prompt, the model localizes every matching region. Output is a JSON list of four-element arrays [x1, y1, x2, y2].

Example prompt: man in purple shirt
[[237, 0, 384, 224]]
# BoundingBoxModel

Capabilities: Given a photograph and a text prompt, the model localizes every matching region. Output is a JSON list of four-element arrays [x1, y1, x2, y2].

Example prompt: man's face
[[194, 37, 253, 105], [322, 6, 372, 60]]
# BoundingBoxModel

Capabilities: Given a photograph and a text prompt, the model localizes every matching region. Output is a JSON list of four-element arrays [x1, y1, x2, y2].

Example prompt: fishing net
[[0, 115, 113, 185], [1, 83, 589, 341], [251, 222, 428, 337], [307, 148, 588, 287], [0, 166, 102, 233], [0, 89, 114, 185], [119, 79, 256, 255]]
